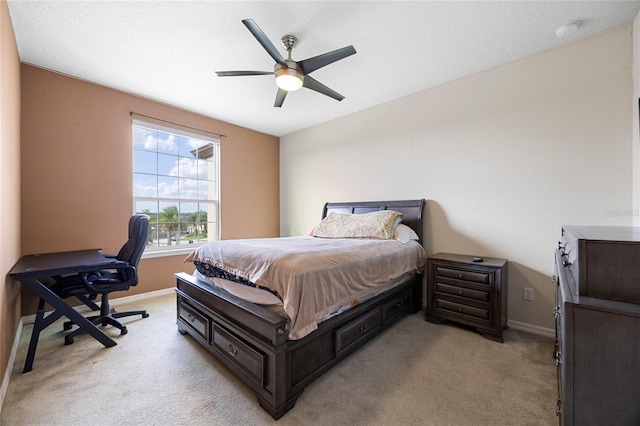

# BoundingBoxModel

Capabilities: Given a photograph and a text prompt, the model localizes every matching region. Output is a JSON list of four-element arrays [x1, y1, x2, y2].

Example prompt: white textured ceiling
[[8, 1, 640, 137]]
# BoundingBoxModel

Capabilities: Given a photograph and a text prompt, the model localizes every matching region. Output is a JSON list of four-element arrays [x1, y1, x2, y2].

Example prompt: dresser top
[[563, 226, 640, 242]]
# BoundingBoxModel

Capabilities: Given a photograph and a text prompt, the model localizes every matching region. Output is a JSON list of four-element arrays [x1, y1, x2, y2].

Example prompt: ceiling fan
[[216, 19, 357, 108]]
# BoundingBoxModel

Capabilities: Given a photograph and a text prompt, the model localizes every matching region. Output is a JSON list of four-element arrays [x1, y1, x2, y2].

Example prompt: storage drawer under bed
[[178, 300, 210, 340], [212, 324, 265, 386], [335, 308, 382, 353]]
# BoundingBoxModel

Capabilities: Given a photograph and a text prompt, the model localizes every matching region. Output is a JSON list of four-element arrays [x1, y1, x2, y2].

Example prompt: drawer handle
[[228, 344, 238, 357], [187, 314, 195, 323], [457, 290, 463, 296], [458, 307, 463, 312], [359, 323, 368, 333], [554, 350, 562, 366], [395, 301, 404, 309], [457, 273, 463, 279], [553, 306, 560, 318]]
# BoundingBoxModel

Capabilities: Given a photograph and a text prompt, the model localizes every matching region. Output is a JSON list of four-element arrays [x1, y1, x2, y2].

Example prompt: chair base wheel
[[142, 312, 150, 318], [120, 327, 128, 335], [63, 322, 73, 331], [65, 336, 74, 345]]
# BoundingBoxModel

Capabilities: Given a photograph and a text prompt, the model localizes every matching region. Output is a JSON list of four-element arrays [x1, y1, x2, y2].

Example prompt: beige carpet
[[2, 293, 557, 426]]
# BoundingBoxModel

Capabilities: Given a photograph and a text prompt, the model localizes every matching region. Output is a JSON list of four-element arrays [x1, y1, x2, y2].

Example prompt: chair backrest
[[115, 214, 149, 284]]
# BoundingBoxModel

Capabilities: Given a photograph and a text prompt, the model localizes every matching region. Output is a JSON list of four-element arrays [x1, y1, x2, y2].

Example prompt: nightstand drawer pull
[[359, 324, 368, 333]]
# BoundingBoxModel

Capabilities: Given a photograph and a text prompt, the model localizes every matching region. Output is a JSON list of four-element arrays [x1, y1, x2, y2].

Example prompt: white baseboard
[[21, 287, 175, 325], [507, 319, 555, 338], [1, 318, 23, 418]]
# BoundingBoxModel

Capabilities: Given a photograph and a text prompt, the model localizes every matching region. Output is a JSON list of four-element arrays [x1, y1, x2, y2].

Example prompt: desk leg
[[24, 303, 64, 373], [20, 278, 116, 371]]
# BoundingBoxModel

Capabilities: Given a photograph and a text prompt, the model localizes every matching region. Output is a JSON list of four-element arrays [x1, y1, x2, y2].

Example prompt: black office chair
[[54, 214, 150, 345]]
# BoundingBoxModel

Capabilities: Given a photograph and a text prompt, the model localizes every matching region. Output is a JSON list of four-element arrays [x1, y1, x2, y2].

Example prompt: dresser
[[426, 253, 508, 342], [555, 226, 640, 425]]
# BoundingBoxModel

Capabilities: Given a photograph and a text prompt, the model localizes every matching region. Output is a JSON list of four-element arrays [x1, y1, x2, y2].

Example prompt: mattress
[[186, 236, 426, 339]]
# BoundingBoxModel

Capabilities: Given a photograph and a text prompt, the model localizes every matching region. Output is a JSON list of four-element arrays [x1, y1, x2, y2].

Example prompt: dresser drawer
[[435, 282, 490, 302], [212, 324, 264, 386], [178, 300, 209, 340], [336, 308, 381, 353], [435, 266, 490, 284], [435, 298, 490, 321]]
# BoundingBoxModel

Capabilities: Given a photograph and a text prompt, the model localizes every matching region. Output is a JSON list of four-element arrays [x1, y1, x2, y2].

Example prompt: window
[[132, 120, 220, 255]]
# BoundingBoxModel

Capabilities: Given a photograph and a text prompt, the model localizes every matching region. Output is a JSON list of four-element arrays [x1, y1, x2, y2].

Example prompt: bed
[[175, 199, 426, 419]]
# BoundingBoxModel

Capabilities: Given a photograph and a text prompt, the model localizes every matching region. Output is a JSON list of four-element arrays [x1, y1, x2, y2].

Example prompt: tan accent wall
[[0, 0, 23, 401], [20, 64, 279, 314]]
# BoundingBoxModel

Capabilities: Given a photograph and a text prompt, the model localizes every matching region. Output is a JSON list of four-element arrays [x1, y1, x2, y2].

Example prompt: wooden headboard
[[322, 199, 425, 244]]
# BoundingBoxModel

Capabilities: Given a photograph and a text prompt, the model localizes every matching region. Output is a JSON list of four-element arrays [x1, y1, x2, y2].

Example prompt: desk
[[10, 249, 119, 372]]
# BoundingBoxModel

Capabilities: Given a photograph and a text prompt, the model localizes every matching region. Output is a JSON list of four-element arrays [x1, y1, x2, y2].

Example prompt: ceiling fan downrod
[[281, 35, 298, 60]]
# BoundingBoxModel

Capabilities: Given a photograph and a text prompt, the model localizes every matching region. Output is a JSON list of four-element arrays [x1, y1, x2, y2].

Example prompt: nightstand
[[426, 253, 508, 343]]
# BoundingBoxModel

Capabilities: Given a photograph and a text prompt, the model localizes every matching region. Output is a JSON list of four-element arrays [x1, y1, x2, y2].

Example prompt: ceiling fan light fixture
[[275, 68, 304, 91]]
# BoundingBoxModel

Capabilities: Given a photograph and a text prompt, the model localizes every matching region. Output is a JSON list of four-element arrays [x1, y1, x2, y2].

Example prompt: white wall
[[280, 25, 633, 330]]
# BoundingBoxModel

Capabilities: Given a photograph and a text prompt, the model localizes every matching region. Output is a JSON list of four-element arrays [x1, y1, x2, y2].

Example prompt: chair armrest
[[78, 262, 136, 291]]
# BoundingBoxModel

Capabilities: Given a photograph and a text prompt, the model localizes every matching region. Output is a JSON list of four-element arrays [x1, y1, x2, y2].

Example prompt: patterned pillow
[[311, 210, 403, 240]]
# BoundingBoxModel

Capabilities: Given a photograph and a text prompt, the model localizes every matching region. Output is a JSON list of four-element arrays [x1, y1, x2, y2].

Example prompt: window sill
[[142, 246, 197, 259]]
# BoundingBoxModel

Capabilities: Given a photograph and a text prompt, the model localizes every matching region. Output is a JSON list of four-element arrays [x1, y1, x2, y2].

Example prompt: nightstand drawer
[[436, 298, 490, 321], [435, 266, 490, 284], [435, 282, 490, 302]]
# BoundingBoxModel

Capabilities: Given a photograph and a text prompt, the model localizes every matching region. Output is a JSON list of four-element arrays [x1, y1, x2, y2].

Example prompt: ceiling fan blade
[[242, 19, 287, 66], [303, 76, 345, 101], [298, 46, 356, 75], [274, 88, 288, 108], [215, 70, 273, 77]]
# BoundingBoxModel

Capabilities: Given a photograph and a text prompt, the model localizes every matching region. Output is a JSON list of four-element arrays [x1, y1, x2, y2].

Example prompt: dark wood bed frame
[[175, 199, 425, 419]]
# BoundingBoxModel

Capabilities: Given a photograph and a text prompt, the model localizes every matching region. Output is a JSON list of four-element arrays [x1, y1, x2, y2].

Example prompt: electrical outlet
[[523, 287, 534, 301]]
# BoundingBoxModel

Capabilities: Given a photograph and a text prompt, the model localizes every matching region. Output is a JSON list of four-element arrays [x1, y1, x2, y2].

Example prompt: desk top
[[10, 249, 118, 278]]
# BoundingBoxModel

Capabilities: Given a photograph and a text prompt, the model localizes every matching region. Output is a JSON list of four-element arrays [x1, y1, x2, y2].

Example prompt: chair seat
[[53, 272, 132, 298]]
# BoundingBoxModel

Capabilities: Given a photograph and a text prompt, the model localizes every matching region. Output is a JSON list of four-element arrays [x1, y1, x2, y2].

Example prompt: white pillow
[[394, 223, 420, 244]]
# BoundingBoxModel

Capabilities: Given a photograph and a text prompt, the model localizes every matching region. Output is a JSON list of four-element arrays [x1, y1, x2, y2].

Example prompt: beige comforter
[[185, 236, 426, 340]]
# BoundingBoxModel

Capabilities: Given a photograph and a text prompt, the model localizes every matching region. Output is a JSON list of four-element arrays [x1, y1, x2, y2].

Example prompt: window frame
[[132, 119, 220, 258]]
